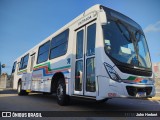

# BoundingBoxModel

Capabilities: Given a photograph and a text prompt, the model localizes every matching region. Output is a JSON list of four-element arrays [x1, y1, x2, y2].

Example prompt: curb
[[147, 97, 160, 100]]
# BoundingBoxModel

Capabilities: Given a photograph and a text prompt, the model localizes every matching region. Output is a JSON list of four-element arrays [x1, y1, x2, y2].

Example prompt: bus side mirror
[[99, 11, 107, 25]]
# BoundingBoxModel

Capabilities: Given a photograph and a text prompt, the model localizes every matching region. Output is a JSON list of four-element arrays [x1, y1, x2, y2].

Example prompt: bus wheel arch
[[17, 78, 28, 95], [51, 72, 65, 93], [51, 72, 70, 105], [18, 79, 21, 86]]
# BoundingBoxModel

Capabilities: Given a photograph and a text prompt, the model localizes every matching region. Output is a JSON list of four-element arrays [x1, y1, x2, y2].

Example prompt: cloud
[[144, 21, 160, 33]]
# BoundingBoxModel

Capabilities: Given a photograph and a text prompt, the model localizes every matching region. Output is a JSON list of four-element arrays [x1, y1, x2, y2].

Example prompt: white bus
[[11, 4, 155, 105]]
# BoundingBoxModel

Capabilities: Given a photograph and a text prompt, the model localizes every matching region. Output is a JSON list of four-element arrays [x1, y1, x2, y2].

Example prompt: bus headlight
[[104, 62, 121, 82]]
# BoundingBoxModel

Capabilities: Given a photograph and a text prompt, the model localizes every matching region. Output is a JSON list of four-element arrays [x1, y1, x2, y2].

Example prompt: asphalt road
[[0, 89, 160, 119]]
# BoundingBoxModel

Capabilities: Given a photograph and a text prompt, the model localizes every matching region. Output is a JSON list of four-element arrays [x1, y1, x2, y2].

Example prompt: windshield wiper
[[115, 20, 131, 43], [115, 19, 141, 66], [131, 32, 140, 65]]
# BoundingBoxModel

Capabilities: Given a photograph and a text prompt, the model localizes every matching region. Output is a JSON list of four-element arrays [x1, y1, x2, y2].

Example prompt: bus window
[[37, 41, 50, 64], [19, 54, 29, 70], [86, 23, 96, 92], [12, 61, 17, 73], [86, 58, 95, 92], [76, 30, 83, 59], [86, 23, 96, 56], [50, 29, 69, 59], [75, 60, 83, 91], [23, 54, 29, 68]]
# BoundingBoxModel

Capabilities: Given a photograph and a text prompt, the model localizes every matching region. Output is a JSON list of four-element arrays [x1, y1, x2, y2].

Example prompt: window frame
[[76, 30, 84, 59], [19, 54, 29, 70], [86, 23, 96, 56], [49, 29, 69, 60], [37, 40, 51, 64]]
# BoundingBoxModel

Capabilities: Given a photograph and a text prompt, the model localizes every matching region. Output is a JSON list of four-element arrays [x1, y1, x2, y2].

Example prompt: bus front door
[[74, 22, 96, 97]]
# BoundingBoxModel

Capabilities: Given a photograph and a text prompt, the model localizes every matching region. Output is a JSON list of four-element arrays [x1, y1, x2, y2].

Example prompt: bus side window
[[50, 29, 69, 59], [22, 54, 29, 69], [76, 30, 83, 59], [19, 54, 29, 70], [37, 41, 50, 64], [86, 23, 96, 92], [87, 23, 96, 56], [86, 57, 95, 92], [12, 61, 17, 73]]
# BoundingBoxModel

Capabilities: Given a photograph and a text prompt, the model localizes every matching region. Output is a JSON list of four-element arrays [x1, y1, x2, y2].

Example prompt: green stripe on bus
[[34, 62, 71, 71], [18, 69, 27, 74], [127, 76, 136, 80], [34, 62, 49, 68], [52, 65, 71, 71]]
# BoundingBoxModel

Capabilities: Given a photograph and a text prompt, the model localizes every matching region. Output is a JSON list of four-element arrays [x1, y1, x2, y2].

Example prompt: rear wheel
[[43, 92, 52, 95], [17, 81, 28, 95], [56, 79, 70, 106]]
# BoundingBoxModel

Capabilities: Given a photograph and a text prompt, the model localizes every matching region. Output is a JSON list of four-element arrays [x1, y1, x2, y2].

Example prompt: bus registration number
[[136, 92, 146, 97]]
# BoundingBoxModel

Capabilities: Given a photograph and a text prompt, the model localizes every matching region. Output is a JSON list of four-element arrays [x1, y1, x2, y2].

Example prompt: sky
[[0, 0, 160, 74]]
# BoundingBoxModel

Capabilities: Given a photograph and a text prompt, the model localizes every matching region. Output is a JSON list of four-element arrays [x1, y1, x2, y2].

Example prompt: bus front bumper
[[96, 78, 156, 101]]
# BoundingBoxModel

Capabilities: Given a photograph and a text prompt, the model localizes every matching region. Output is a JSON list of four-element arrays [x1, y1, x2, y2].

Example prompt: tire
[[56, 79, 70, 106], [43, 92, 52, 95], [96, 98, 108, 103], [17, 81, 28, 96]]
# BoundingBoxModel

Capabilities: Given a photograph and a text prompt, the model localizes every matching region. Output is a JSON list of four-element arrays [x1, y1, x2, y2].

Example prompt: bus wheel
[[96, 98, 109, 103], [17, 82, 28, 96], [56, 79, 70, 106], [43, 92, 52, 95]]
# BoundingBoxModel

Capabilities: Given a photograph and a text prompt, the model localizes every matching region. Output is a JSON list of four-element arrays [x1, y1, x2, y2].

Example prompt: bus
[[11, 4, 155, 105]]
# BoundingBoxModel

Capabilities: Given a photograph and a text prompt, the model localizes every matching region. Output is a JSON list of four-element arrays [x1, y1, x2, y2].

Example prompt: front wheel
[[96, 98, 109, 103], [56, 79, 70, 106], [17, 82, 28, 95]]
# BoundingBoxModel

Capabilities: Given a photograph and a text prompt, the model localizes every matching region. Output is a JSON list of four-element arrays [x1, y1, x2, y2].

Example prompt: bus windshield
[[102, 16, 151, 69]]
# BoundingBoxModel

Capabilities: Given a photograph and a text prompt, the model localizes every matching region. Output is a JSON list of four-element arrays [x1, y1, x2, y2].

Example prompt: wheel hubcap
[[57, 84, 63, 100]]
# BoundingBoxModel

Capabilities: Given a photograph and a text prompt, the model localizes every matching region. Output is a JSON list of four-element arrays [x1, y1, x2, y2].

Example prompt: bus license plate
[[136, 92, 146, 97]]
